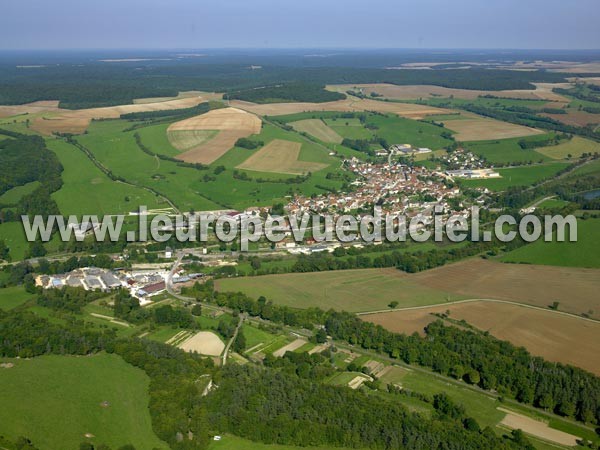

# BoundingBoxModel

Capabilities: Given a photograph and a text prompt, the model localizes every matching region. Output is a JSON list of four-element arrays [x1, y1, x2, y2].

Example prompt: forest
[[227, 82, 345, 103], [0, 61, 573, 108], [0, 130, 63, 224], [0, 308, 537, 450]]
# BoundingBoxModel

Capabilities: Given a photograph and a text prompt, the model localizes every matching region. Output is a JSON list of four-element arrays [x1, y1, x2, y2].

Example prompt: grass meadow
[[500, 218, 600, 268], [462, 162, 569, 191], [0, 353, 167, 450], [216, 268, 466, 312]]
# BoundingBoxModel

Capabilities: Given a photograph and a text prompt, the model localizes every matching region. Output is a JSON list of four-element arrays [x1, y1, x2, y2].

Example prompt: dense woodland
[[0, 130, 63, 224], [227, 82, 345, 103], [183, 281, 600, 427], [0, 308, 536, 450], [0, 60, 575, 108]]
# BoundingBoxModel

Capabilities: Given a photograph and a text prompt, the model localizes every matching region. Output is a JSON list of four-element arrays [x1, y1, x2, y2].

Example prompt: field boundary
[[357, 297, 600, 324]]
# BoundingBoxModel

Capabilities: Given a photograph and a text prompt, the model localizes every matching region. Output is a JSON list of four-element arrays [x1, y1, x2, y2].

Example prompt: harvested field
[[236, 139, 327, 175], [348, 375, 370, 389], [542, 110, 600, 127], [178, 331, 224, 356], [442, 117, 543, 141], [230, 98, 450, 119], [498, 408, 580, 446], [168, 107, 262, 164], [272, 338, 307, 357], [536, 136, 600, 159], [362, 300, 600, 374], [167, 129, 218, 152], [29, 95, 207, 135], [133, 90, 221, 104], [327, 83, 570, 102], [413, 259, 600, 319], [0, 100, 62, 118], [290, 119, 342, 143]]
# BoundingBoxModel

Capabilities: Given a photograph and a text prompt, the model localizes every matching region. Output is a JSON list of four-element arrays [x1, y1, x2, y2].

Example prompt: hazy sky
[[2, 0, 599, 50]]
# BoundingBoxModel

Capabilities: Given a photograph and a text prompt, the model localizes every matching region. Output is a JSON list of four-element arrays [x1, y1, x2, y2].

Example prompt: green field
[[0, 181, 41, 205], [536, 136, 600, 160], [537, 198, 572, 209], [0, 353, 167, 450], [500, 218, 600, 268], [365, 114, 454, 150], [290, 119, 343, 143], [464, 135, 555, 164], [462, 162, 569, 191], [325, 118, 375, 140], [216, 268, 466, 312], [47, 138, 162, 215], [208, 434, 356, 450], [0, 221, 29, 261], [242, 323, 282, 349], [0, 286, 35, 310], [275, 111, 454, 150], [76, 120, 222, 212], [134, 122, 181, 157]]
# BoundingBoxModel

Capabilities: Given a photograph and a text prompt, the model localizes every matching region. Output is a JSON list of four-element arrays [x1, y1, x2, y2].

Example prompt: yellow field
[[363, 300, 600, 375], [230, 98, 450, 119], [536, 136, 600, 159], [236, 139, 327, 175], [442, 117, 543, 141], [326, 83, 571, 102], [167, 129, 219, 152], [132, 90, 222, 104], [290, 119, 343, 143], [0, 100, 62, 118], [167, 107, 262, 164], [29, 95, 209, 135]]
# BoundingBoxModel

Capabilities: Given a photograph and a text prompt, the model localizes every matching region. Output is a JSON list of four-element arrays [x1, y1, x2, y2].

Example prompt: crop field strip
[[167, 107, 262, 164], [362, 299, 600, 375], [289, 118, 343, 143], [29, 95, 208, 135], [236, 139, 328, 175]]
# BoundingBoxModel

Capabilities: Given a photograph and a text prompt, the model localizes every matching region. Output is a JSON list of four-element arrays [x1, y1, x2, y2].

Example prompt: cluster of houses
[[286, 158, 460, 217]]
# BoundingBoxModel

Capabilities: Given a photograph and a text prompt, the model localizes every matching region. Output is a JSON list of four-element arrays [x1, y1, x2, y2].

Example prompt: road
[[221, 314, 244, 366]]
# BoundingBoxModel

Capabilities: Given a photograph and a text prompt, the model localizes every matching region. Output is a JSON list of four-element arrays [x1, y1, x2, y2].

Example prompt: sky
[[1, 0, 599, 50]]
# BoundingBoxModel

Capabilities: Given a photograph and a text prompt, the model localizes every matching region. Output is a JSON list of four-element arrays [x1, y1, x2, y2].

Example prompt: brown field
[[29, 95, 210, 135], [542, 110, 600, 127], [290, 119, 343, 143], [0, 100, 62, 118], [362, 300, 600, 374], [272, 338, 308, 357], [133, 90, 222, 104], [178, 331, 224, 356], [413, 259, 600, 318], [230, 98, 450, 119], [167, 129, 218, 152], [442, 117, 543, 141], [167, 107, 262, 164], [498, 408, 580, 446], [236, 139, 327, 175], [327, 83, 570, 102]]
